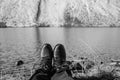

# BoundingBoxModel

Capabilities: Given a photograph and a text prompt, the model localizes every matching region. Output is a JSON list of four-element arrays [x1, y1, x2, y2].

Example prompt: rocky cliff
[[0, 0, 120, 27]]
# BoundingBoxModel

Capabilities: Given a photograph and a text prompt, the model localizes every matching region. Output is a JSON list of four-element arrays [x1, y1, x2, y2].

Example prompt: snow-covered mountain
[[0, 0, 120, 27]]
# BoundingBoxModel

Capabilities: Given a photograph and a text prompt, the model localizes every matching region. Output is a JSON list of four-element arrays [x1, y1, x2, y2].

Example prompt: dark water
[[0, 28, 120, 63]]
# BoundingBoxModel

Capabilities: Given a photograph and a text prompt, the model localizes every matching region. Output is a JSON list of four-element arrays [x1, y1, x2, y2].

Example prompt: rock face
[[0, 0, 39, 27], [0, 0, 120, 27]]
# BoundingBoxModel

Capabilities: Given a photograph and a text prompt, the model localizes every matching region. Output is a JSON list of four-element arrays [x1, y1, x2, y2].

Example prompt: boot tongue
[[54, 58, 70, 73], [39, 57, 52, 72]]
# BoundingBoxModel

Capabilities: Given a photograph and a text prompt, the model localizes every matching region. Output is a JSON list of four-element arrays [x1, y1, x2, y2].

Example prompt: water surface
[[0, 28, 120, 63]]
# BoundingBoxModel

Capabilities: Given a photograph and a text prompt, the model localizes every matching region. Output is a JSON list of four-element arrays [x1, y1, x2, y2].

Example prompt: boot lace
[[39, 57, 52, 72], [54, 58, 69, 72]]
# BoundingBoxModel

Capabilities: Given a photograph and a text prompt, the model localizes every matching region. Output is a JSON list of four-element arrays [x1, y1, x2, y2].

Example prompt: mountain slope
[[0, 0, 120, 27]]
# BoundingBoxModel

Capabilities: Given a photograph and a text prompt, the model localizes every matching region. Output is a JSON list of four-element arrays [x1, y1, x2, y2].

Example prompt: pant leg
[[51, 71, 74, 80], [29, 70, 51, 80]]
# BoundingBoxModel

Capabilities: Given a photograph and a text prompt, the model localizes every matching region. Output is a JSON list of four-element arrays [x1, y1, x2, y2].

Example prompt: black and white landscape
[[0, 0, 120, 80]]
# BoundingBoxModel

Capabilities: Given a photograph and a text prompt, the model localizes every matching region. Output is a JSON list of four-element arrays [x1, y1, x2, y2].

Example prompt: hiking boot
[[40, 43, 53, 72], [29, 43, 53, 80], [53, 44, 68, 72]]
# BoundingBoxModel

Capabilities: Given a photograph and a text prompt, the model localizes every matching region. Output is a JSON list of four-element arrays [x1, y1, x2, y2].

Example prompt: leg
[[51, 71, 74, 80], [29, 44, 54, 80]]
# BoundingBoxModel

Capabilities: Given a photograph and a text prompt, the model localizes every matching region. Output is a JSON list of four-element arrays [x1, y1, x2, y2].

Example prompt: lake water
[[0, 28, 120, 63]]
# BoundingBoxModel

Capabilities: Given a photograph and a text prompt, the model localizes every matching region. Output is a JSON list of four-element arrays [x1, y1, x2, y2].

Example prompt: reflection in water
[[39, 28, 66, 46], [35, 28, 41, 43], [0, 28, 120, 63]]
